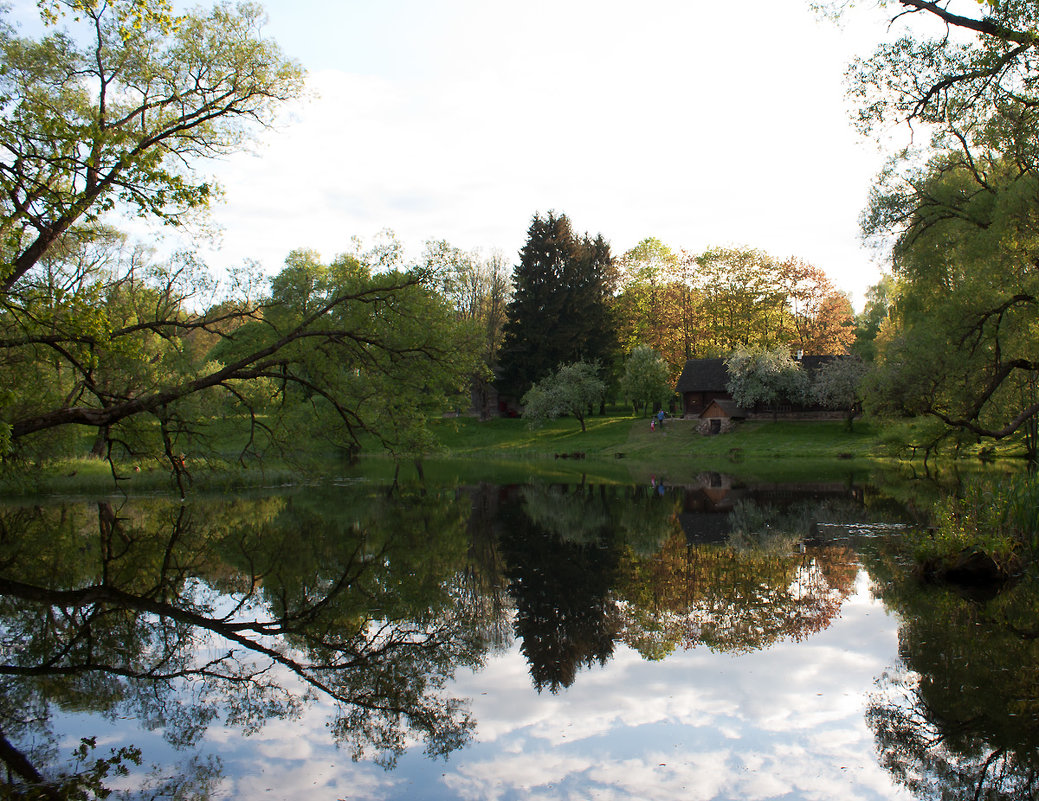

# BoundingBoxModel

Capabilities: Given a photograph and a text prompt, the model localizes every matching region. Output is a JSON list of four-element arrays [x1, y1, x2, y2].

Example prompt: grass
[[0, 412, 902, 497], [429, 413, 882, 460]]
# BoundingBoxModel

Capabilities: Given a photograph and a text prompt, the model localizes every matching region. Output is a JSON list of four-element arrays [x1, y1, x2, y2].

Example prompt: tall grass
[[921, 472, 1039, 568]]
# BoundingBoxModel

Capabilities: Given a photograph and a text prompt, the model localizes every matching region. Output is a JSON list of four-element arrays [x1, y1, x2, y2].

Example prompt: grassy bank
[[1, 413, 890, 496], [430, 414, 882, 460]]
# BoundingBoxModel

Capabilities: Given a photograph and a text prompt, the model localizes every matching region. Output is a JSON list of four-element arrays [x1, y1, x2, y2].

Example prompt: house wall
[[682, 391, 732, 417], [743, 410, 848, 422]]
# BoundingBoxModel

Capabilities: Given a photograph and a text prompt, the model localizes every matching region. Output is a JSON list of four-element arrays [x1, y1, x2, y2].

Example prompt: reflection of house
[[677, 477, 869, 545], [675, 355, 843, 420]]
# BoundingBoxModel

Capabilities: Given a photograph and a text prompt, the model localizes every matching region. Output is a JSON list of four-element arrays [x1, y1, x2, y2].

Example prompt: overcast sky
[[11, 0, 902, 309]]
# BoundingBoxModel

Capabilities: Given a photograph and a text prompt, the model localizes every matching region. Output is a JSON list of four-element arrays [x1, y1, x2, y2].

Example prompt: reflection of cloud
[[444, 752, 595, 801], [442, 570, 910, 800], [213, 708, 403, 801]]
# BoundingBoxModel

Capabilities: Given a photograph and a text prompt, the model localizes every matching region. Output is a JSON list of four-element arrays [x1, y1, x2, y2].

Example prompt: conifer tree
[[497, 212, 618, 400]]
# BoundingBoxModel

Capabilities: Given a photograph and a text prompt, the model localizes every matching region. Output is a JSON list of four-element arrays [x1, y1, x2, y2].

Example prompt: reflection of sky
[[53, 572, 912, 800]]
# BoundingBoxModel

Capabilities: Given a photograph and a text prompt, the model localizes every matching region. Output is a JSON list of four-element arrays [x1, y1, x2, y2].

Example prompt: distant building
[[674, 355, 844, 423]]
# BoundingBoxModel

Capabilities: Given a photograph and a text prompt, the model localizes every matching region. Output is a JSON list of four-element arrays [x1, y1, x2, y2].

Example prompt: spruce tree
[[497, 212, 618, 401]]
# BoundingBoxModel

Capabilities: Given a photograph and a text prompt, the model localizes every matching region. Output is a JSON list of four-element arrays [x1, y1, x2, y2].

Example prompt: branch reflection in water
[[0, 487, 487, 797], [2, 473, 1037, 799]]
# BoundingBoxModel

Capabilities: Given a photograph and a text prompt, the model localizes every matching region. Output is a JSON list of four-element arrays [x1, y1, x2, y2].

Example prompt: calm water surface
[[2, 472, 1036, 800]]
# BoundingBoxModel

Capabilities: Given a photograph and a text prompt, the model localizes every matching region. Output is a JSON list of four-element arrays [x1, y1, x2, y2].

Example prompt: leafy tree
[[521, 361, 605, 433], [851, 274, 896, 362], [725, 345, 809, 415], [861, 158, 1039, 460], [0, 0, 306, 294], [423, 239, 509, 418], [835, 0, 1039, 459], [776, 257, 856, 354], [811, 355, 867, 430], [497, 212, 618, 400], [619, 345, 672, 416], [1, 236, 482, 475], [696, 247, 790, 352], [690, 247, 854, 357], [613, 238, 700, 377]]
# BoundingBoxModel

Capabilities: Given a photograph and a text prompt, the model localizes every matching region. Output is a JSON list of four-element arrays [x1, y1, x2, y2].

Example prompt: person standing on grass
[[657, 409, 665, 429]]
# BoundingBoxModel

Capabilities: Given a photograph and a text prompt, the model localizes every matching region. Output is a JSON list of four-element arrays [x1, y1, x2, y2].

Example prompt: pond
[[2, 468, 1037, 800]]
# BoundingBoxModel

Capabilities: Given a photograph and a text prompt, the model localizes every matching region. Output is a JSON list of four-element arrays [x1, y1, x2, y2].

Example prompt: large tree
[[423, 239, 509, 418], [841, 0, 1039, 458], [0, 4, 483, 470], [691, 247, 854, 357], [0, 0, 306, 294], [1, 235, 481, 474], [496, 212, 619, 400]]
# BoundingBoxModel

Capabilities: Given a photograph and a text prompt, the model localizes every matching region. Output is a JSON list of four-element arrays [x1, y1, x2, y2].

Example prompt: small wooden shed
[[698, 399, 747, 433]]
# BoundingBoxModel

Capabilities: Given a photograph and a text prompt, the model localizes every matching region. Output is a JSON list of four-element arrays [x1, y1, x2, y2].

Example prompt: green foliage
[[521, 361, 606, 433], [861, 158, 1039, 458], [913, 473, 1039, 567], [811, 355, 867, 429], [843, 2, 1039, 460], [724, 345, 809, 411], [497, 212, 619, 399], [0, 0, 306, 293], [619, 345, 672, 415]]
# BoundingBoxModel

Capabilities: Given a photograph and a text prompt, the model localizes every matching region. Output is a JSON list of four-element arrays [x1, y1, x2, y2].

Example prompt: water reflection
[[0, 474, 1035, 799], [0, 490, 485, 796], [865, 549, 1039, 800]]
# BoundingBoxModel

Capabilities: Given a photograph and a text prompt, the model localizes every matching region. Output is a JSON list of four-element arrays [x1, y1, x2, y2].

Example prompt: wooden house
[[675, 355, 844, 421]]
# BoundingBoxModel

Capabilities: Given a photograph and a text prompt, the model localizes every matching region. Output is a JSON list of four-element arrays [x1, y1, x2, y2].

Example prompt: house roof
[[674, 357, 728, 393], [675, 354, 844, 393]]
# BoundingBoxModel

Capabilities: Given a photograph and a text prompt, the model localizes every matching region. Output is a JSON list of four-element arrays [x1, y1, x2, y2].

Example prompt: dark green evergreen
[[496, 212, 619, 400]]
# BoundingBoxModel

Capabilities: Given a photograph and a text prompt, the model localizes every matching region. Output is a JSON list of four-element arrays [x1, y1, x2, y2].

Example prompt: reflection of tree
[[616, 531, 858, 659], [865, 556, 1039, 801], [0, 488, 487, 796], [500, 488, 622, 692]]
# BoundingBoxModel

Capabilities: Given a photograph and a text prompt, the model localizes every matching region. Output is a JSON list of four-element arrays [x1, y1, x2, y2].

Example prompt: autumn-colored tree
[[777, 258, 856, 354], [615, 532, 857, 658]]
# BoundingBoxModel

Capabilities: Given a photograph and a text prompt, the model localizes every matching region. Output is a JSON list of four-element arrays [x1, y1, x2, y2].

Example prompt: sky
[[9, 0, 902, 309]]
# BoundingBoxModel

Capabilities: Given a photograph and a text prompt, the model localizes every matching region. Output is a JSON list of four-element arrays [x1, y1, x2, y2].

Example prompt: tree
[[725, 346, 809, 416], [833, 0, 1039, 459], [619, 345, 672, 416], [497, 212, 618, 401], [842, 1, 1039, 157], [521, 361, 605, 433], [1, 236, 482, 477], [691, 247, 854, 356], [776, 257, 856, 355], [0, 0, 306, 295], [851, 274, 896, 363], [861, 158, 1039, 459], [423, 239, 509, 418], [812, 355, 867, 430]]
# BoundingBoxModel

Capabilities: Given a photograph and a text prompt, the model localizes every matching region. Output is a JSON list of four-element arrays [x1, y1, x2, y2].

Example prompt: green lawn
[[429, 414, 882, 461], [0, 412, 917, 496]]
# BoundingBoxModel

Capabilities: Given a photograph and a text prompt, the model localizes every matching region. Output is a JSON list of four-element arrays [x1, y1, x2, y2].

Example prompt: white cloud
[[167, 0, 900, 308]]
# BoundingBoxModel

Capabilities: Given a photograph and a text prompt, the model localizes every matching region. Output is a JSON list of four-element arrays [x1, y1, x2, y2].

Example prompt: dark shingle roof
[[674, 358, 728, 393], [675, 355, 844, 394]]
